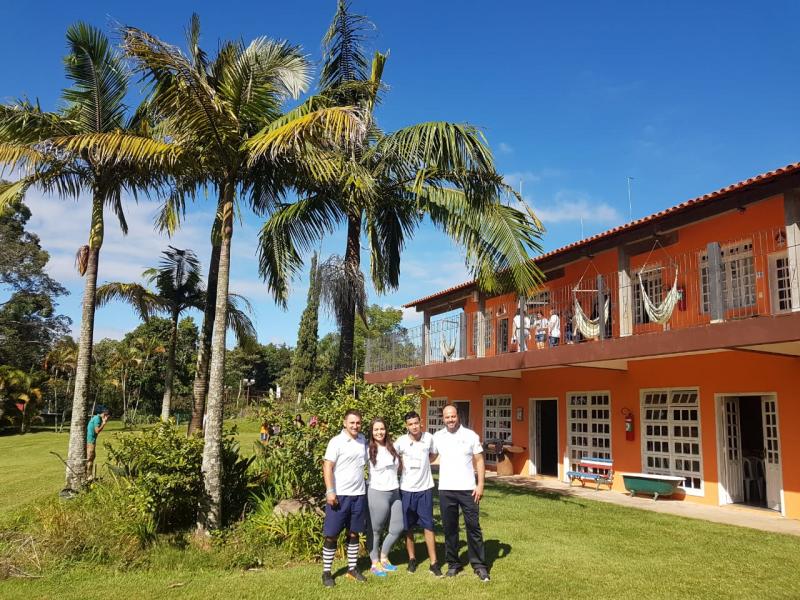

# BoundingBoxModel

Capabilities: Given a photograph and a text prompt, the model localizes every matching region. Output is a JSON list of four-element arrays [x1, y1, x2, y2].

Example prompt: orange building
[[365, 162, 800, 518]]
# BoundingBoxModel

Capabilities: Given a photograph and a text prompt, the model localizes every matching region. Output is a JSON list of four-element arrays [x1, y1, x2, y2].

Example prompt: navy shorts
[[323, 494, 367, 537], [535, 333, 546, 343], [401, 488, 435, 531]]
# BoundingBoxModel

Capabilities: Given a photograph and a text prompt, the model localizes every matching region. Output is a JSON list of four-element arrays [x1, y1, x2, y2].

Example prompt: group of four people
[[321, 405, 489, 587]]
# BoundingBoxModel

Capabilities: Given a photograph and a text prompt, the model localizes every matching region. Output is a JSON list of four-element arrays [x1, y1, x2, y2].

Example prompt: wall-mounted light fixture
[[516, 407, 524, 421]]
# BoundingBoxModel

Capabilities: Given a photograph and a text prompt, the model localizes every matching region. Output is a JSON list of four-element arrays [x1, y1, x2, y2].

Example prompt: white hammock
[[638, 267, 680, 325], [573, 297, 610, 339], [440, 332, 456, 361]]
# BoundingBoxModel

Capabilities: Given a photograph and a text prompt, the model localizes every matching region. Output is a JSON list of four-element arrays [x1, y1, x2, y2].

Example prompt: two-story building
[[365, 162, 800, 519]]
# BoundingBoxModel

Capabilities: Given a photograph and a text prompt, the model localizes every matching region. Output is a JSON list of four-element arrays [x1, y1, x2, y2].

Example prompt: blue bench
[[567, 457, 614, 491]]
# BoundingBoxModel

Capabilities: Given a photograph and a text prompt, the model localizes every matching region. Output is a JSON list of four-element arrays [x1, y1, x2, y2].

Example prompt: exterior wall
[[460, 194, 788, 353], [418, 350, 800, 518]]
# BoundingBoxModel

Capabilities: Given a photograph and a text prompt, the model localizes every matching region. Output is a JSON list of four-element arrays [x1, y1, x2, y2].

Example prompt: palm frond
[[418, 185, 545, 294], [63, 22, 128, 134], [226, 293, 257, 348], [376, 122, 495, 175], [95, 282, 166, 321], [317, 254, 367, 328], [245, 105, 365, 162], [364, 191, 420, 293], [47, 132, 179, 167], [257, 194, 346, 306], [320, 0, 373, 91]]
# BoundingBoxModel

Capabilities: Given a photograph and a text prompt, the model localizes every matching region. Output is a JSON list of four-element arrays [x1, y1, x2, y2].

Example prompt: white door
[[720, 397, 744, 504], [528, 399, 538, 476], [761, 397, 782, 511]]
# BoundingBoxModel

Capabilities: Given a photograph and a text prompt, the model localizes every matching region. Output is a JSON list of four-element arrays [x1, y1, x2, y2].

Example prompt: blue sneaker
[[381, 560, 398, 572], [371, 563, 388, 577]]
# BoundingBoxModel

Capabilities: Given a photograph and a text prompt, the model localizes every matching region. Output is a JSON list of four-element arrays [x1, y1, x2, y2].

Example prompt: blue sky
[[2, 1, 799, 345]]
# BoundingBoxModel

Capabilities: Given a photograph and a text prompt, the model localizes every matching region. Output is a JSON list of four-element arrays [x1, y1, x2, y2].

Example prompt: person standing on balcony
[[548, 309, 561, 347], [534, 311, 548, 349], [396, 410, 443, 577], [511, 311, 531, 351], [434, 404, 490, 582], [321, 409, 369, 587]]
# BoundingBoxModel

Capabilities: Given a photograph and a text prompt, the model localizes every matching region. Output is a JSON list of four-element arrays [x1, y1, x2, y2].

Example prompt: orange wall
[[461, 194, 788, 349], [419, 350, 800, 518]]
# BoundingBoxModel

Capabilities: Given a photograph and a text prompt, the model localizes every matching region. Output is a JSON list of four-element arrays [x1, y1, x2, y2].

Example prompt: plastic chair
[[742, 457, 764, 503]]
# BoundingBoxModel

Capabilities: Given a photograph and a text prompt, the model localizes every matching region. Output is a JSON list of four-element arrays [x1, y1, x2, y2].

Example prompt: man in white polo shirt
[[321, 409, 368, 587], [433, 404, 489, 582], [395, 410, 443, 577]]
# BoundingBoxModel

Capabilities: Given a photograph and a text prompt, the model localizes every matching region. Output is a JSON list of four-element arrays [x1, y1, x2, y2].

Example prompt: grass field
[[2, 421, 800, 599]]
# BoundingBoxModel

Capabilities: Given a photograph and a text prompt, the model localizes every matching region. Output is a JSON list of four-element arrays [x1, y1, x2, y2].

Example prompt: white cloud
[[531, 190, 621, 226], [401, 306, 423, 327], [498, 142, 514, 154]]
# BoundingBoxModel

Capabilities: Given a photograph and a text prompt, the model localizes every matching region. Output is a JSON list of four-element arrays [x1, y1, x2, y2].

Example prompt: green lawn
[[2, 422, 799, 599]]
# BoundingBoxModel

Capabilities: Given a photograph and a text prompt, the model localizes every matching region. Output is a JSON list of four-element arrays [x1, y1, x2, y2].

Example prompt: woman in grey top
[[367, 418, 404, 576]]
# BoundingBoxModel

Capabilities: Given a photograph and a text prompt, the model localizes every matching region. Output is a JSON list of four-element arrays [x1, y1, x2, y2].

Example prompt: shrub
[[106, 422, 255, 530], [254, 376, 422, 502]]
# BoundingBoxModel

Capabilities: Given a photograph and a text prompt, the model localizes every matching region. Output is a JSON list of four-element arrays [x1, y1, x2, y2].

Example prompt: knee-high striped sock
[[347, 539, 359, 571], [322, 540, 336, 574]]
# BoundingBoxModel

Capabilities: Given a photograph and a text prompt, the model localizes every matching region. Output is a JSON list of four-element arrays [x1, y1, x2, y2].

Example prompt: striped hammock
[[573, 297, 610, 339], [638, 267, 680, 325]]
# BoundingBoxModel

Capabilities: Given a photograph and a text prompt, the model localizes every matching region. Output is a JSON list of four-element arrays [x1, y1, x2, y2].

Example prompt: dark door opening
[[536, 400, 558, 476], [739, 396, 766, 508], [454, 401, 470, 428]]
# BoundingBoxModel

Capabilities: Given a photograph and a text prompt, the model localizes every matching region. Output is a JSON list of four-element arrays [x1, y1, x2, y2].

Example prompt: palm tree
[[96, 246, 256, 421], [44, 337, 78, 413], [108, 341, 141, 424], [0, 366, 44, 434], [120, 16, 365, 531], [129, 335, 165, 424], [257, 1, 546, 378], [0, 24, 176, 489]]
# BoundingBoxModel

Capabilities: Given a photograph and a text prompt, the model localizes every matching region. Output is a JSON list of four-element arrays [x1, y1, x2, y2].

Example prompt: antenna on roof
[[627, 176, 634, 221]]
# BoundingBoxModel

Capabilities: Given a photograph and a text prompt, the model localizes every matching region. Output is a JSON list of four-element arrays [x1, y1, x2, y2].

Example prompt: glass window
[[567, 392, 611, 471], [484, 396, 512, 464]]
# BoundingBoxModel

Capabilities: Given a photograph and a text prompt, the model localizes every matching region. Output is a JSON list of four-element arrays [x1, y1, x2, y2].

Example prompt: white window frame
[[483, 395, 512, 464], [634, 266, 663, 325], [768, 251, 792, 314], [426, 397, 447, 434], [640, 387, 704, 496], [699, 240, 756, 313], [566, 391, 612, 474]]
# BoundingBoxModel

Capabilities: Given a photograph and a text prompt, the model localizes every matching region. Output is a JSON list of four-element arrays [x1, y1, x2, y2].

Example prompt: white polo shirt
[[323, 430, 368, 496], [368, 445, 400, 492], [548, 313, 561, 338], [395, 432, 435, 492], [433, 425, 483, 491]]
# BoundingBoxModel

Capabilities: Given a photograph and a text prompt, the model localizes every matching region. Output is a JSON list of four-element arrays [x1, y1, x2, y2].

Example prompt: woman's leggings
[[367, 487, 404, 562]]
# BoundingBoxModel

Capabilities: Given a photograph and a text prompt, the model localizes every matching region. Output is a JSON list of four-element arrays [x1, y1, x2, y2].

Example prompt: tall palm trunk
[[161, 308, 180, 421], [65, 244, 100, 489], [188, 241, 220, 435], [337, 213, 361, 379], [198, 184, 234, 532]]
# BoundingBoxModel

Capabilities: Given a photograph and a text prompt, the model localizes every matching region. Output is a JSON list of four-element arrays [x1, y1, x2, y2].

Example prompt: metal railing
[[365, 227, 800, 373]]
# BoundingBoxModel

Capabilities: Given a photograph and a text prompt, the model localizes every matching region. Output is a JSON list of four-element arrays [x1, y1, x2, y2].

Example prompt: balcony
[[365, 227, 800, 380]]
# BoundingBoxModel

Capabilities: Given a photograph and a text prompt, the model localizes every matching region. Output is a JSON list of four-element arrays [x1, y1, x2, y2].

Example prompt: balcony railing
[[365, 227, 799, 373]]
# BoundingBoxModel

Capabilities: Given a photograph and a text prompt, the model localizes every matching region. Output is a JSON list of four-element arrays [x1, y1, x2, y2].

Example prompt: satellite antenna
[[627, 176, 634, 221]]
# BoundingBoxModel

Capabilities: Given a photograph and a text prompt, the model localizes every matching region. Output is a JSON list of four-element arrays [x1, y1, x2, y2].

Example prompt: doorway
[[717, 394, 783, 513], [453, 401, 470, 428], [529, 398, 558, 477]]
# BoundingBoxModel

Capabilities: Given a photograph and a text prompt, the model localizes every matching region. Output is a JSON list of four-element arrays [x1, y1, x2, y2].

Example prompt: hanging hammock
[[638, 266, 680, 325], [573, 295, 610, 339], [440, 331, 456, 361]]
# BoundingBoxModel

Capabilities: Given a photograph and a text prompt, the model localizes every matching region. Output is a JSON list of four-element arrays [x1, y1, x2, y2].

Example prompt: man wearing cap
[[321, 409, 368, 587]]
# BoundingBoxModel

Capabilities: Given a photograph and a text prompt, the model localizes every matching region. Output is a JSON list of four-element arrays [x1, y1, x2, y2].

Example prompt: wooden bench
[[567, 457, 614, 491]]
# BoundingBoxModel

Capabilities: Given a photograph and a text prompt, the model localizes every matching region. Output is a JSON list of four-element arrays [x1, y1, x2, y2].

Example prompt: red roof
[[404, 161, 800, 309]]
